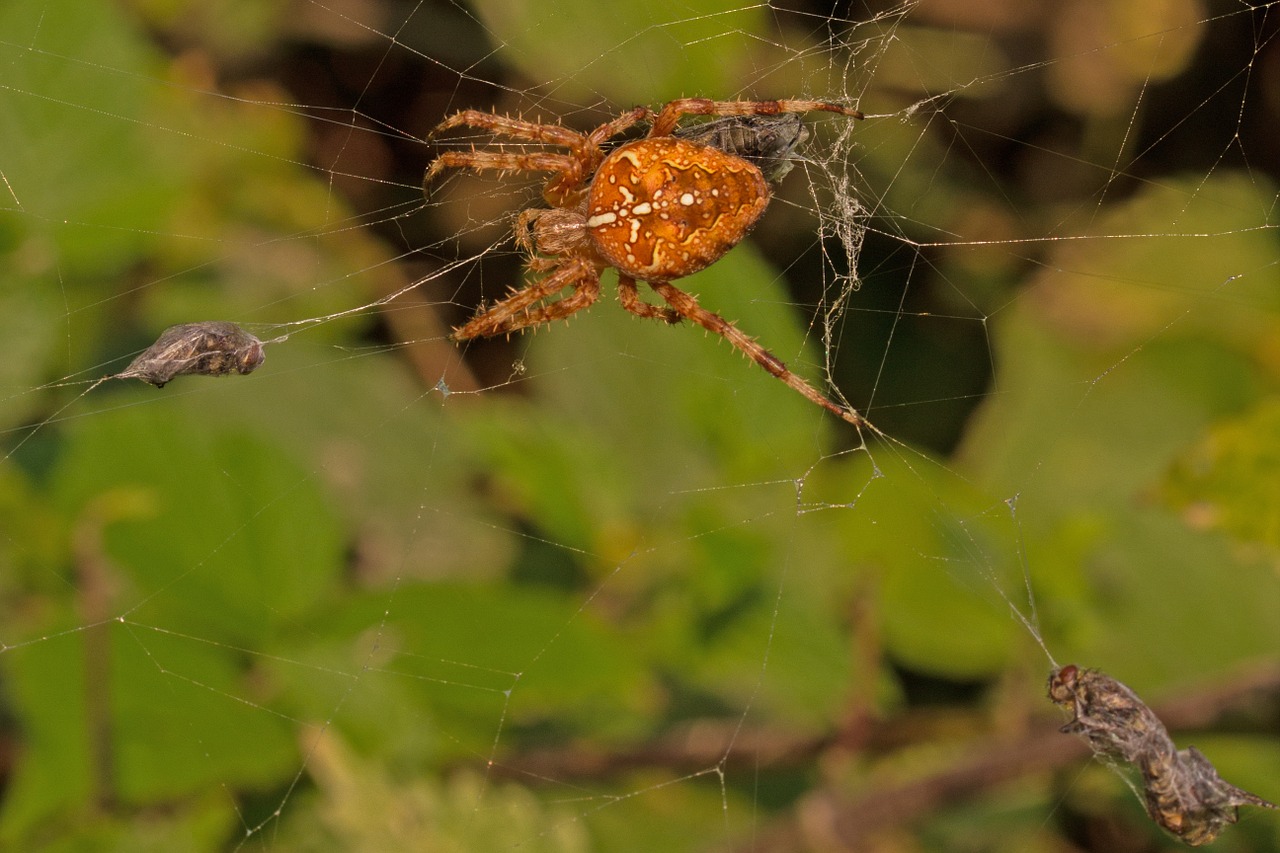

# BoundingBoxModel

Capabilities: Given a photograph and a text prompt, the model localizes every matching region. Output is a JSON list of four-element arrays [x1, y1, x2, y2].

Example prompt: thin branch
[[743, 661, 1280, 852], [477, 662, 1280, 849]]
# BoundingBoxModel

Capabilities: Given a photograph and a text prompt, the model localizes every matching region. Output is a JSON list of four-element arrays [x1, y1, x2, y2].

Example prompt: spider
[[425, 98, 866, 427]]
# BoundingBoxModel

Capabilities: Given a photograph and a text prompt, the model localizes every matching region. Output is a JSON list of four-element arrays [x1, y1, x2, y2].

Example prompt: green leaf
[[467, 0, 769, 103], [48, 395, 345, 644], [0, 622, 295, 842], [273, 582, 656, 762], [1162, 398, 1280, 554]]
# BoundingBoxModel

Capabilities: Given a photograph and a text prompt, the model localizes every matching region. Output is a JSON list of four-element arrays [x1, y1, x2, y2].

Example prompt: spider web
[[1, 1, 1279, 850]]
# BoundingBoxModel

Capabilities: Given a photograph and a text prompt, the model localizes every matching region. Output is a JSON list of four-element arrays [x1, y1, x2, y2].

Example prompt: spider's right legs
[[648, 281, 867, 429], [617, 275, 680, 324], [452, 258, 600, 340]]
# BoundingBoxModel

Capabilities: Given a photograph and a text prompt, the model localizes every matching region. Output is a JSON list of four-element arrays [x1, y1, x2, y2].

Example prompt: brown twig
[[478, 662, 1280, 850], [744, 661, 1280, 852]]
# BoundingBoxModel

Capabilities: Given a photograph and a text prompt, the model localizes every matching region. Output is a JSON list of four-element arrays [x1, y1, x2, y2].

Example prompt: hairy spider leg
[[585, 106, 652, 144], [543, 106, 649, 205], [424, 152, 576, 193], [451, 257, 600, 340], [649, 98, 863, 137], [429, 109, 588, 146], [617, 276, 680, 324], [647, 281, 865, 428], [427, 106, 652, 206]]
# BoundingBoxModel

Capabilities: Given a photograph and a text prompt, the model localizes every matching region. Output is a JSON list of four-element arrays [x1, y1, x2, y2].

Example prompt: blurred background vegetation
[[1, 0, 1278, 850]]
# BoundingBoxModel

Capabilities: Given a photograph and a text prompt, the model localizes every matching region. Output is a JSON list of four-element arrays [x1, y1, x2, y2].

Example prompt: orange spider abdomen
[[586, 137, 771, 280]]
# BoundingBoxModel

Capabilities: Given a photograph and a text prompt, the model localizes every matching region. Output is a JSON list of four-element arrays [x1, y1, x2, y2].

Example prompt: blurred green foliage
[[1, 0, 1277, 851]]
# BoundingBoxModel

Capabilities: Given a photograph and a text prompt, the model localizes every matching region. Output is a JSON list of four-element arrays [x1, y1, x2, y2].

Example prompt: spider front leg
[[426, 107, 651, 207], [429, 110, 589, 147], [452, 257, 602, 340], [424, 111, 587, 197], [648, 281, 866, 428]]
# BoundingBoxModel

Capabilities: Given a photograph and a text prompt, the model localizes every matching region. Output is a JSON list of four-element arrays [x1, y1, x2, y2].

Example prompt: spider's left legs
[[648, 281, 866, 428], [649, 98, 863, 137], [453, 258, 600, 340]]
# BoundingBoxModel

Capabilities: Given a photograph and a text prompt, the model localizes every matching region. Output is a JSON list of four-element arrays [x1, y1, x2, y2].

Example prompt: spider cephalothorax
[[426, 98, 865, 427]]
